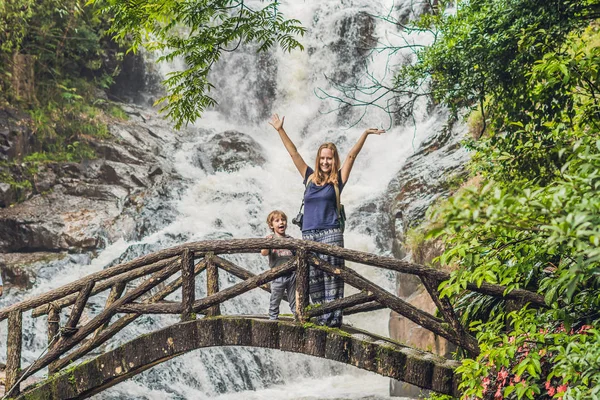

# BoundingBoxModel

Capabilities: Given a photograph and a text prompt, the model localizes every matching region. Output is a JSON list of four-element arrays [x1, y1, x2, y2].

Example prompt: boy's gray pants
[[269, 272, 296, 320]]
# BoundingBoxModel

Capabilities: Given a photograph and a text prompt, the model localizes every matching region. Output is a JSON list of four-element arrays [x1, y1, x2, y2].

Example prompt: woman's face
[[319, 148, 334, 174]]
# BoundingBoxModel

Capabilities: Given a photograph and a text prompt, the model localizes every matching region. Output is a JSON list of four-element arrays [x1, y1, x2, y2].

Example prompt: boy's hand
[[261, 235, 273, 256]]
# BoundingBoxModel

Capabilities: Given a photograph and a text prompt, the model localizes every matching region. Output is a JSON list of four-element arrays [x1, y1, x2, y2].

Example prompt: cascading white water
[[0, 1, 449, 398]]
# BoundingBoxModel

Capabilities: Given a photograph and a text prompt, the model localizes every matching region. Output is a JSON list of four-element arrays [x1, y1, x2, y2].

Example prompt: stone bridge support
[[15, 317, 460, 399]]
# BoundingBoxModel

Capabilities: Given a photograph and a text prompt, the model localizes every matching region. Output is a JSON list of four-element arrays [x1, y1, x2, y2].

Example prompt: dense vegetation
[[0, 0, 128, 164], [398, 0, 600, 399], [0, 0, 135, 203]]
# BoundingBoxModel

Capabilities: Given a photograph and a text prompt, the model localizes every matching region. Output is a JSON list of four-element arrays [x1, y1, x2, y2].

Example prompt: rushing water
[[0, 1, 450, 399]]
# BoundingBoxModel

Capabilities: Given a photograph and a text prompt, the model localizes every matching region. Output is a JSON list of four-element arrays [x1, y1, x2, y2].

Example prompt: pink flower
[[514, 375, 521, 383], [498, 368, 509, 383], [557, 384, 568, 393], [482, 377, 490, 394], [494, 387, 503, 400], [547, 386, 556, 396]]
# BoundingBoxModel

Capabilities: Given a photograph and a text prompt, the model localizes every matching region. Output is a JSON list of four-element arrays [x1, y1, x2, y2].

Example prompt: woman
[[269, 113, 384, 327]]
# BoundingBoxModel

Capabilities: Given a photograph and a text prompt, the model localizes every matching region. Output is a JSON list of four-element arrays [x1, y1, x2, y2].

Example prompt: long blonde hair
[[312, 142, 340, 186]]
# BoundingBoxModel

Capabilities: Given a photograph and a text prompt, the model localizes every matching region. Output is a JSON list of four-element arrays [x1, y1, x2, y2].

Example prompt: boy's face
[[270, 216, 287, 236]]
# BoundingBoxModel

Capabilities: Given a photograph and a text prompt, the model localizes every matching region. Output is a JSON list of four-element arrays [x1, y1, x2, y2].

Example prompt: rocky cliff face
[[383, 118, 471, 398], [0, 104, 185, 289]]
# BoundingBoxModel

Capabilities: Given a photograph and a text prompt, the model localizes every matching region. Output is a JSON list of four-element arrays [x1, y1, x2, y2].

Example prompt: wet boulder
[[329, 10, 376, 83], [193, 130, 266, 173], [0, 107, 34, 162]]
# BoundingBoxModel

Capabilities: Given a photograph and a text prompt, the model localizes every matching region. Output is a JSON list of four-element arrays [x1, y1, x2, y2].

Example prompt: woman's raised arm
[[340, 128, 385, 184], [269, 114, 308, 178]]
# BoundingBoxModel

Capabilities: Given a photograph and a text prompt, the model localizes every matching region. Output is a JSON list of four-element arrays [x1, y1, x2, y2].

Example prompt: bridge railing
[[0, 238, 545, 397]]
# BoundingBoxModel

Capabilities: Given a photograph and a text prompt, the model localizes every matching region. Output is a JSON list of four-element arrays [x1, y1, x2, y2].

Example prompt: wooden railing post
[[93, 282, 126, 340], [47, 305, 61, 375], [6, 310, 23, 396], [181, 249, 195, 321], [206, 253, 220, 317], [63, 281, 95, 337], [295, 249, 309, 323]]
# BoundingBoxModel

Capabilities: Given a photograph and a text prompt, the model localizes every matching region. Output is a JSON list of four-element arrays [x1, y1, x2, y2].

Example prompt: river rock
[[328, 10, 376, 84], [0, 252, 68, 290], [192, 130, 267, 173], [0, 107, 34, 162], [308, 8, 377, 125], [108, 51, 164, 107]]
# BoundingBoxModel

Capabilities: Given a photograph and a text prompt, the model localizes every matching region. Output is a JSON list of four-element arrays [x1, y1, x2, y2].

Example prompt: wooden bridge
[[0, 238, 545, 399]]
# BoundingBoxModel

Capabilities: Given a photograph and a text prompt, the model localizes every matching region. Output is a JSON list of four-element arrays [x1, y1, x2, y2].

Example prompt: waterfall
[[0, 1, 451, 398]]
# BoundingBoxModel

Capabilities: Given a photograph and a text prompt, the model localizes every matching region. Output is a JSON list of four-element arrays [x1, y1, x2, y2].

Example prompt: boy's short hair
[[266, 210, 287, 231]]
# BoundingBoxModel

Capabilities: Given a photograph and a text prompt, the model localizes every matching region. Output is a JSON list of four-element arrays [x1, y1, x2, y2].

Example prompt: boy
[[261, 210, 296, 320]]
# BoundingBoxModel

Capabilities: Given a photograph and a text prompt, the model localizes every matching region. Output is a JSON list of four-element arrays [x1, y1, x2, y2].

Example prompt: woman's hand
[[269, 114, 285, 131], [364, 128, 385, 135], [340, 127, 385, 184], [269, 113, 308, 176]]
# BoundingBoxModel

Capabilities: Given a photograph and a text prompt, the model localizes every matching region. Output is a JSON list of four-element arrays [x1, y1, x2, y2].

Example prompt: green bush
[[392, 1, 600, 399]]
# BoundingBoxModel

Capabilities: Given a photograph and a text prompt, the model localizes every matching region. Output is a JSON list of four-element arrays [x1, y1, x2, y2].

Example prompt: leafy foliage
[[92, 0, 306, 128], [386, 1, 600, 399], [409, 0, 600, 182], [0, 0, 34, 55], [0, 0, 123, 99]]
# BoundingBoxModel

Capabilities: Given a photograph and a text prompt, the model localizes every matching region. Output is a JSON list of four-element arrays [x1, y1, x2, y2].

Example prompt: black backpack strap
[[298, 173, 314, 213]]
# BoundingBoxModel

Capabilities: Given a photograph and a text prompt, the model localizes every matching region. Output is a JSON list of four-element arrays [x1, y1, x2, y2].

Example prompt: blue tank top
[[302, 167, 344, 231]]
